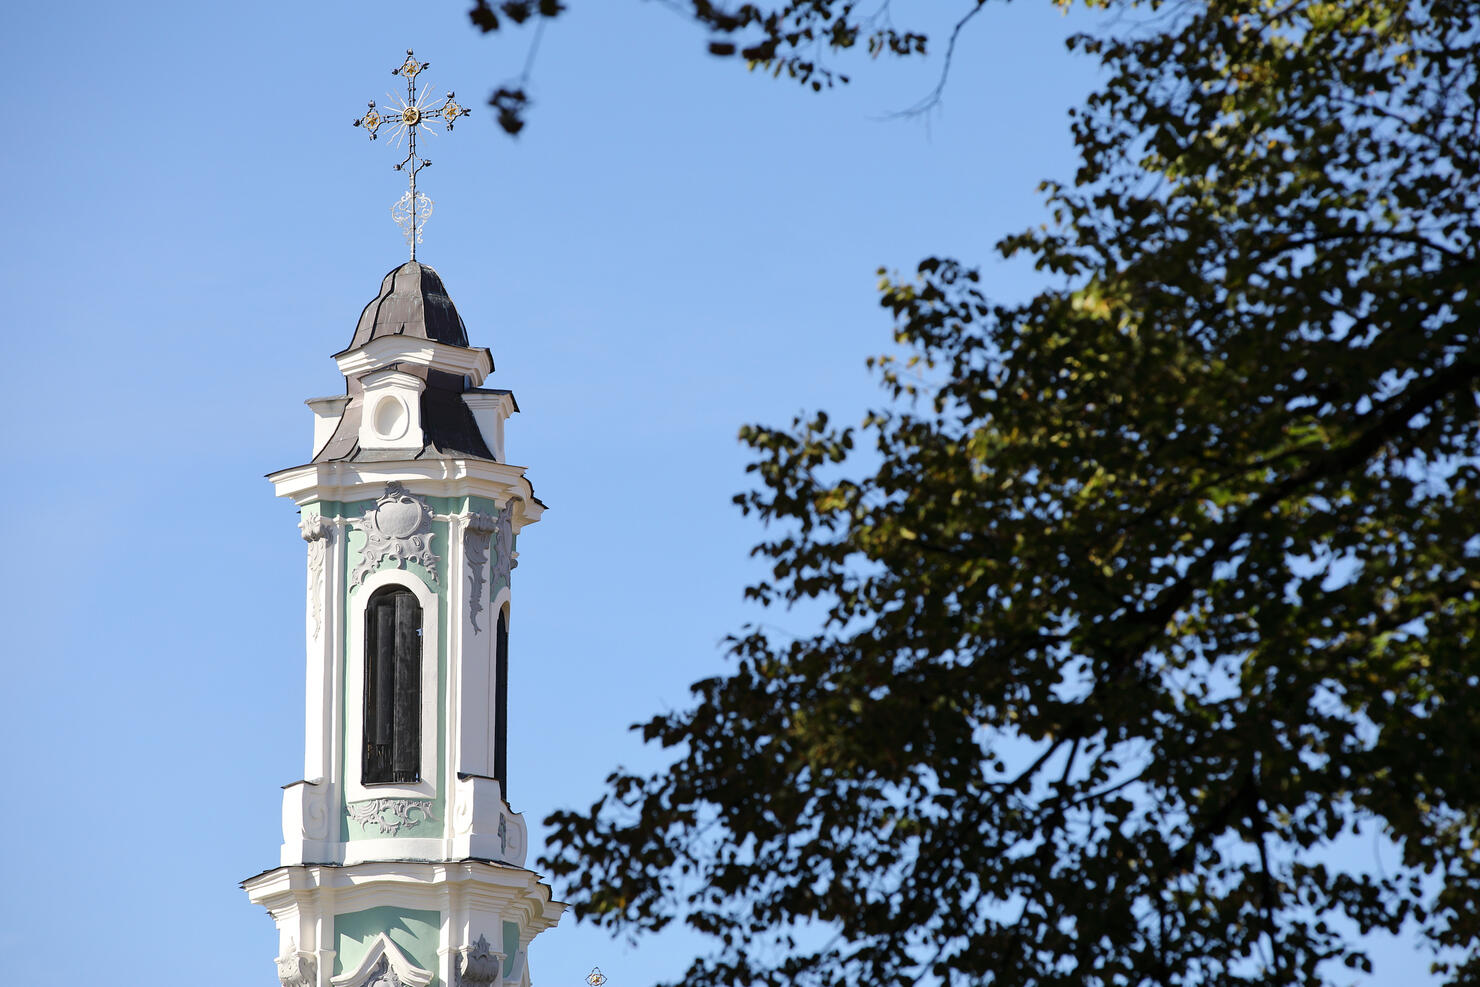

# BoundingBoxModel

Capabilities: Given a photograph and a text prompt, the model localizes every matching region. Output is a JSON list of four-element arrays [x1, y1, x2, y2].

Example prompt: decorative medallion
[[455, 935, 502, 987], [347, 797, 435, 836], [586, 967, 609, 987], [352, 482, 439, 588], [463, 512, 498, 634], [277, 941, 317, 987], [492, 498, 520, 590], [300, 515, 332, 640]]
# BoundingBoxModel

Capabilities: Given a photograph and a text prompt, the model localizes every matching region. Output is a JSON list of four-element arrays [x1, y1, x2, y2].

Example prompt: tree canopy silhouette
[[476, 1, 1480, 983]]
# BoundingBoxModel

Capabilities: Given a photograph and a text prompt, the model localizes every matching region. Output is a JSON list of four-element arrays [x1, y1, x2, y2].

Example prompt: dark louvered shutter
[[391, 590, 421, 782], [363, 586, 422, 785], [494, 609, 509, 797]]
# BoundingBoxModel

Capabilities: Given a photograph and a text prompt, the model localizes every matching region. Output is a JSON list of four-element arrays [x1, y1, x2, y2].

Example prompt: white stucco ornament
[[454, 934, 503, 987], [331, 934, 433, 987], [276, 940, 317, 987], [492, 497, 520, 589], [300, 515, 332, 640], [352, 482, 439, 588], [348, 797, 436, 835], [463, 512, 498, 634]]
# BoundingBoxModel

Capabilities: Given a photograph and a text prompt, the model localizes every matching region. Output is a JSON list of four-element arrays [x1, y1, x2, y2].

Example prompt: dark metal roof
[[312, 263, 497, 464], [348, 261, 469, 349]]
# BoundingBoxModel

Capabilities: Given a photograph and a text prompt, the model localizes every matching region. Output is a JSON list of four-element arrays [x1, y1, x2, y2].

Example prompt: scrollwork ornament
[[492, 498, 520, 591], [347, 797, 435, 835], [300, 515, 332, 639], [454, 935, 502, 987], [352, 482, 439, 588], [302, 785, 330, 841], [392, 190, 434, 252], [463, 512, 498, 634], [277, 940, 317, 987], [365, 955, 405, 987]]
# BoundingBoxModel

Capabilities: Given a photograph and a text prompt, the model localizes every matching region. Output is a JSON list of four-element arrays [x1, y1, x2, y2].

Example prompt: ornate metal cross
[[353, 49, 471, 261]]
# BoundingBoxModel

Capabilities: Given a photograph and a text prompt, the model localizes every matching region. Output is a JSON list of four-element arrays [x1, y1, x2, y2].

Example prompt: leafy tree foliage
[[482, 0, 1480, 983], [467, 0, 930, 133]]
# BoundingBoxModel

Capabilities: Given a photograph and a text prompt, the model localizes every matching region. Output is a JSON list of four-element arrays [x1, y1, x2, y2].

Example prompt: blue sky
[[1, 2, 1438, 985]]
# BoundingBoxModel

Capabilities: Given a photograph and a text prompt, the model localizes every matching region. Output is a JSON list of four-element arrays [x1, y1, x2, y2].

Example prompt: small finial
[[585, 968, 608, 987]]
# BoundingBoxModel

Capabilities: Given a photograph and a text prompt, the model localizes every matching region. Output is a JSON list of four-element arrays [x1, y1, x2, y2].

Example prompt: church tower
[[245, 53, 563, 986], [242, 257, 563, 987]]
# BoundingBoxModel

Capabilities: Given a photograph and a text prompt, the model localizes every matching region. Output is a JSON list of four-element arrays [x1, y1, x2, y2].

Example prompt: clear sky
[[1, 2, 1438, 986]]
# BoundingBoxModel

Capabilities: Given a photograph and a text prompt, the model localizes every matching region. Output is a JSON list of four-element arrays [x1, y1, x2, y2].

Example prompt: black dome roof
[[310, 261, 496, 464], [347, 261, 469, 350]]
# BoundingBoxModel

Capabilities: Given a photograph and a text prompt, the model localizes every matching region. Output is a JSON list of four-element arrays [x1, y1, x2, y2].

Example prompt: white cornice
[[242, 859, 566, 933], [335, 336, 494, 386], [267, 460, 546, 528], [461, 391, 516, 416]]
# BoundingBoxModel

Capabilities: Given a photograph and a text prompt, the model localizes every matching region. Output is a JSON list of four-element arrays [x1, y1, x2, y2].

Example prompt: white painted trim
[[328, 524, 347, 846], [344, 569, 441, 803], [444, 513, 466, 838], [454, 529, 497, 781], [489, 591, 511, 780], [269, 461, 545, 530], [330, 932, 433, 987], [335, 336, 493, 385], [359, 371, 427, 453], [247, 861, 563, 987], [244, 859, 566, 936], [462, 391, 517, 463], [307, 396, 351, 459]]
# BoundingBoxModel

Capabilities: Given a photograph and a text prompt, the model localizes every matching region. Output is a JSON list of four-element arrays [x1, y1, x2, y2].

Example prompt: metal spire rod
[[353, 49, 471, 261]]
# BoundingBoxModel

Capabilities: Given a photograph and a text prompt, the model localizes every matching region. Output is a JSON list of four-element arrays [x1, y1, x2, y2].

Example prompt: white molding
[[462, 392, 516, 463], [445, 514, 468, 840], [359, 371, 427, 453], [307, 396, 352, 459], [450, 774, 527, 867], [300, 509, 344, 807], [330, 932, 433, 987], [269, 461, 545, 531], [345, 568, 441, 803], [335, 336, 493, 386], [246, 861, 563, 987], [283, 780, 332, 843], [244, 860, 566, 935]]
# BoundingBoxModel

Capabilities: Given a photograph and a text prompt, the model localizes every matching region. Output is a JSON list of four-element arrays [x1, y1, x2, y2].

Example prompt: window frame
[[345, 569, 440, 803], [362, 584, 424, 785]]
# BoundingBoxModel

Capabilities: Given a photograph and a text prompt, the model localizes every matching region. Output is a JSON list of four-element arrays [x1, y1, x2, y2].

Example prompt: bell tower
[[242, 259, 563, 987]]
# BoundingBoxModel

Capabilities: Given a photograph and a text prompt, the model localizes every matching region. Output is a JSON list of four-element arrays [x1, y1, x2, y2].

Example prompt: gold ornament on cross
[[353, 49, 471, 260], [585, 968, 608, 987]]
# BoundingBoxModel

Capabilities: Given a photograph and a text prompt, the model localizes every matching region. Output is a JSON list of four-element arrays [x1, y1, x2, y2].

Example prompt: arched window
[[494, 607, 509, 796], [364, 585, 422, 784]]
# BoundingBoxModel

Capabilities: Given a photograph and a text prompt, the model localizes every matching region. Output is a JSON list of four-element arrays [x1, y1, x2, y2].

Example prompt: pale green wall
[[334, 905, 442, 983], [502, 920, 522, 981], [324, 494, 504, 840]]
